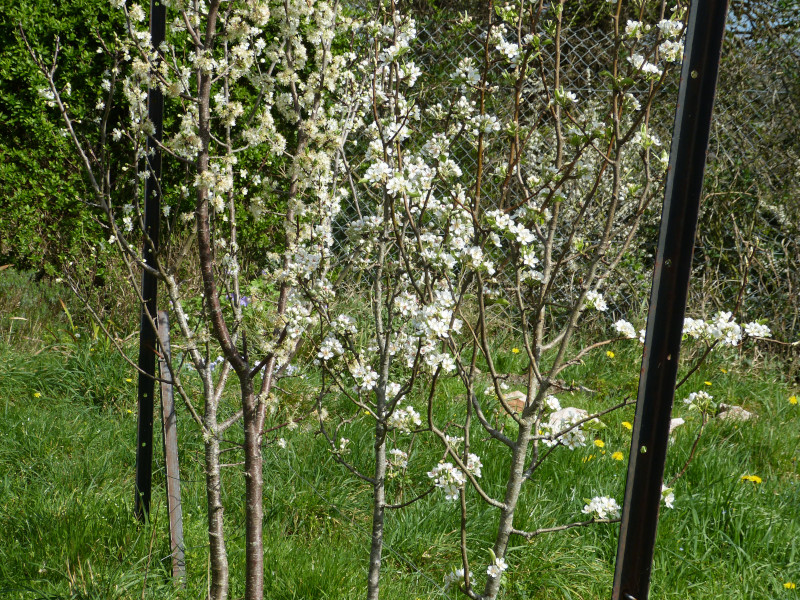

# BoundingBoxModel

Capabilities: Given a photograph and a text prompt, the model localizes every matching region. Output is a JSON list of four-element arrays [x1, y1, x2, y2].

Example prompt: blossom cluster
[[582, 496, 621, 520], [683, 390, 715, 413], [427, 454, 483, 501], [683, 312, 771, 346], [386, 405, 422, 433], [541, 404, 592, 450], [486, 556, 509, 579]]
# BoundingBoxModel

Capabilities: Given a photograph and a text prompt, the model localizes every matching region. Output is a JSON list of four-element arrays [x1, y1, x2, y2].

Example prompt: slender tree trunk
[[205, 426, 229, 600], [241, 377, 264, 600], [482, 421, 533, 600], [366, 422, 387, 600]]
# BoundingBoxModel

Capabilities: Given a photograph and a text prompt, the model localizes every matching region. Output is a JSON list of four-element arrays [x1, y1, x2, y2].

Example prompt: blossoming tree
[[24, 0, 777, 597], [294, 2, 761, 599], [26, 0, 363, 598]]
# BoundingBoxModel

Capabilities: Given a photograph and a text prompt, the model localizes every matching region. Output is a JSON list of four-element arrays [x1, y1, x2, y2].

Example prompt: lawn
[[0, 274, 798, 599]]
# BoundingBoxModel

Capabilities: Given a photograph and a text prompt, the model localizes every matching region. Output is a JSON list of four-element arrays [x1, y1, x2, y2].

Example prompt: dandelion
[[784, 582, 796, 589], [790, 396, 798, 405], [33, 392, 42, 398], [740, 474, 762, 484], [606, 350, 615, 358], [512, 347, 520, 354], [125, 378, 133, 383], [612, 451, 624, 461], [720, 368, 728, 373], [704, 381, 712, 386], [622, 421, 633, 431], [594, 439, 605, 448]]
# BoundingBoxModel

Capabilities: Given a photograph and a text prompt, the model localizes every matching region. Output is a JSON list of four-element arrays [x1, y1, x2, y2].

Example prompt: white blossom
[[614, 320, 637, 339], [487, 556, 508, 578], [584, 290, 608, 312], [582, 496, 621, 520]]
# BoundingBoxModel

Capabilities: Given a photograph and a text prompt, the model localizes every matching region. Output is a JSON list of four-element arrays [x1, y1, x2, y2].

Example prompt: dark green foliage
[[0, 0, 122, 273]]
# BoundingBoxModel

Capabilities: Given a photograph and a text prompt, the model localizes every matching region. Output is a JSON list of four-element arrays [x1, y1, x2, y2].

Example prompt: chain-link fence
[[376, 6, 799, 345], [694, 14, 799, 345]]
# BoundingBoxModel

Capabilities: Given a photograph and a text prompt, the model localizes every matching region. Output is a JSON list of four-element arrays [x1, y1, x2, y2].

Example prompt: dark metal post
[[134, 0, 167, 521], [158, 312, 186, 583], [611, 1, 729, 598]]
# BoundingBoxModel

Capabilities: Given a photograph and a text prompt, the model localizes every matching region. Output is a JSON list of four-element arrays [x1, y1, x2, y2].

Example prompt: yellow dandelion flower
[[126, 409, 133, 414], [790, 395, 798, 405], [622, 421, 633, 431], [720, 367, 728, 373], [594, 439, 605, 448], [606, 350, 615, 358], [125, 378, 133, 383], [784, 582, 796, 589], [740, 474, 762, 484], [582, 454, 595, 463], [33, 392, 42, 398], [612, 451, 624, 461], [704, 381, 712, 386], [512, 347, 520, 354]]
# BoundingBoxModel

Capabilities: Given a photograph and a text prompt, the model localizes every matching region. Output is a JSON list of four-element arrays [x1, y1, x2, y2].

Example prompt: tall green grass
[[0, 270, 797, 599]]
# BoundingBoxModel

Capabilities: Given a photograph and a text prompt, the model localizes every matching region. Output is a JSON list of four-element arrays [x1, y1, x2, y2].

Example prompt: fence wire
[[334, 6, 798, 344]]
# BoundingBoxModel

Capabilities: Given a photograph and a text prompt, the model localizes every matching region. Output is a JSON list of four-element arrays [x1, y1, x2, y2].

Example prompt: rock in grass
[[669, 417, 685, 434], [717, 404, 755, 421], [501, 390, 527, 414]]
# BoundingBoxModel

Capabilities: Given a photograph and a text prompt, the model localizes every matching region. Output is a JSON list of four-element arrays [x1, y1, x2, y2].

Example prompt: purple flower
[[228, 294, 250, 308]]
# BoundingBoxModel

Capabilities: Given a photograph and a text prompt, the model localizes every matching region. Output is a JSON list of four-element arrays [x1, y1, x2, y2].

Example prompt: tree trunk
[[366, 422, 387, 600], [242, 377, 264, 600], [205, 430, 229, 600], [482, 421, 532, 600]]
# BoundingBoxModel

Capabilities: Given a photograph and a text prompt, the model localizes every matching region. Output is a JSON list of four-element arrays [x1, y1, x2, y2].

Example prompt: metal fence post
[[134, 0, 167, 522], [158, 311, 186, 583], [611, 0, 730, 598]]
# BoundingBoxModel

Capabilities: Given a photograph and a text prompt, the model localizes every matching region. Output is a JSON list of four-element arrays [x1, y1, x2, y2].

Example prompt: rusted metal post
[[134, 0, 166, 521], [158, 311, 186, 583], [611, 1, 729, 598]]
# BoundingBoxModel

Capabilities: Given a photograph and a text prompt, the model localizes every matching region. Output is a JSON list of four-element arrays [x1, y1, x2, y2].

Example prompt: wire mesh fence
[[333, 6, 798, 345]]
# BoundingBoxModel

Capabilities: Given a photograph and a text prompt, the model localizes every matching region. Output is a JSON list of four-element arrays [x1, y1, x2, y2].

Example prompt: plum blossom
[[317, 335, 344, 361], [628, 53, 663, 77], [582, 496, 621, 520], [683, 390, 715, 412], [614, 319, 637, 339], [657, 19, 683, 38], [387, 405, 421, 433], [661, 485, 674, 509], [443, 568, 465, 590], [743, 322, 771, 338], [427, 461, 467, 501], [487, 556, 508, 578], [388, 448, 408, 469], [584, 290, 608, 311]]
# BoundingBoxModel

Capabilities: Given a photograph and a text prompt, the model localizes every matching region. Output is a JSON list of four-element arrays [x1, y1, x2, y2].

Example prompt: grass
[[0, 271, 798, 599]]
